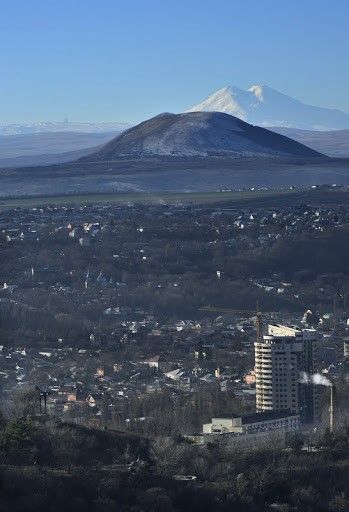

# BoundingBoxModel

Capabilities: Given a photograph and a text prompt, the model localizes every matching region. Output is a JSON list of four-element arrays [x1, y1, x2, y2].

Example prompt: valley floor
[[1, 157, 348, 198]]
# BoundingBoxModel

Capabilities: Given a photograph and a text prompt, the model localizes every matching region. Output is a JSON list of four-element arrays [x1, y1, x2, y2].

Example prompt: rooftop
[[237, 410, 297, 424]]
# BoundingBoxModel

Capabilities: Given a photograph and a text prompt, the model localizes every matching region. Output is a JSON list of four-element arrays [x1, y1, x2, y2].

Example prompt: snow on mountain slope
[[187, 85, 349, 130], [81, 111, 323, 161]]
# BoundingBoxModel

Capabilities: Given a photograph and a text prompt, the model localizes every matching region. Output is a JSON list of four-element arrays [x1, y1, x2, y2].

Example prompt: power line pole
[[36, 386, 50, 415]]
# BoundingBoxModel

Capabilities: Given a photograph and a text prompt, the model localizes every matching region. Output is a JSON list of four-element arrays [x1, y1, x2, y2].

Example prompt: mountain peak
[[187, 85, 349, 130], [80, 111, 322, 162], [186, 86, 250, 120]]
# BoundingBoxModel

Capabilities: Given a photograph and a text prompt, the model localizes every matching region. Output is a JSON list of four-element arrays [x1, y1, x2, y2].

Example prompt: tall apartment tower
[[254, 323, 318, 424]]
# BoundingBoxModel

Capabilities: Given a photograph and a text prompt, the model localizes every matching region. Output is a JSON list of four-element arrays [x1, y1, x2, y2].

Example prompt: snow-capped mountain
[[81, 111, 322, 161], [0, 121, 130, 136], [187, 85, 349, 130]]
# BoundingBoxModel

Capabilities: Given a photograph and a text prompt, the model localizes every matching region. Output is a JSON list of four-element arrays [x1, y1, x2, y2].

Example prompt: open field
[[1, 156, 348, 199], [1, 186, 349, 209], [0, 189, 292, 208]]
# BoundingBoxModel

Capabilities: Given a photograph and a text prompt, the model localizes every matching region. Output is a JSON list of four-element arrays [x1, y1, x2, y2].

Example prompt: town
[[2, 2, 349, 509], [0, 193, 348, 441]]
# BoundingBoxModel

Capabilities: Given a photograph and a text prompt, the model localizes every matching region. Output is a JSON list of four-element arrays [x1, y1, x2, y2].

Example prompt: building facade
[[344, 337, 349, 359], [254, 324, 318, 424], [203, 410, 299, 435]]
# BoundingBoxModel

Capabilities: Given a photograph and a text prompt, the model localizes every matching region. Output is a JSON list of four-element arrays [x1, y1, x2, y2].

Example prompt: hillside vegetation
[[0, 415, 348, 511]]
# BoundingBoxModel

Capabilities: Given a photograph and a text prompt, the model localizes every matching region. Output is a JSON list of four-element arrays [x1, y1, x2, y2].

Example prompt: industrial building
[[202, 409, 299, 448], [203, 409, 299, 435]]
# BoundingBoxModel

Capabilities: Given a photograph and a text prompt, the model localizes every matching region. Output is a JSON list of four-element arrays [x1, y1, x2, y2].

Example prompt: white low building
[[203, 410, 299, 436], [202, 410, 299, 449]]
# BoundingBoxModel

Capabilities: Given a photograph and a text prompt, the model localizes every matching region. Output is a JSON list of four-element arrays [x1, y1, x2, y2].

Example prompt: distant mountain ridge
[[0, 131, 117, 168], [81, 111, 323, 161], [187, 85, 349, 130], [270, 127, 349, 158], [0, 121, 130, 136], [2, 110, 348, 198]]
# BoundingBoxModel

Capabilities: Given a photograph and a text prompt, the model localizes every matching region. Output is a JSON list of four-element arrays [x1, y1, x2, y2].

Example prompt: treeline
[[114, 386, 250, 436]]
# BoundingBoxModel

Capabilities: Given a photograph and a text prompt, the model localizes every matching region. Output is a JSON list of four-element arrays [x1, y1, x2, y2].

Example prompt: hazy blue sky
[[1, 0, 348, 123]]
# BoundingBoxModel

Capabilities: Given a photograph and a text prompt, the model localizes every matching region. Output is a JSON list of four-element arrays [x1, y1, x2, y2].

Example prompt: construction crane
[[255, 302, 263, 343], [199, 305, 275, 316], [329, 383, 335, 433]]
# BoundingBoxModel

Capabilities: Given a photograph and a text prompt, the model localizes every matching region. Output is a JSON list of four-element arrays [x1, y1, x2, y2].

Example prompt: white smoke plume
[[299, 372, 332, 387]]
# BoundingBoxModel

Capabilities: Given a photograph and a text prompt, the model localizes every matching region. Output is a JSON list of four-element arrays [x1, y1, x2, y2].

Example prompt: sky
[[0, 0, 348, 124]]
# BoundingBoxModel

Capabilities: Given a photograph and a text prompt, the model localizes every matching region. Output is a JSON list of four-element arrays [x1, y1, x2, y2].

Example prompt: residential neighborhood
[[0, 197, 348, 434]]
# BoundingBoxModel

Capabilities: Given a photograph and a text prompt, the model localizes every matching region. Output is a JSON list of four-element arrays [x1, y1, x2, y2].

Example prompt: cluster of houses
[[0, 200, 348, 438], [0, 313, 259, 425], [0, 304, 346, 432]]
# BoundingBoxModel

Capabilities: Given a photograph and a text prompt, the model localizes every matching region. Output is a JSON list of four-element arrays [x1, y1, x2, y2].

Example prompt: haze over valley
[[1, 84, 349, 187], [1, 103, 349, 197]]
